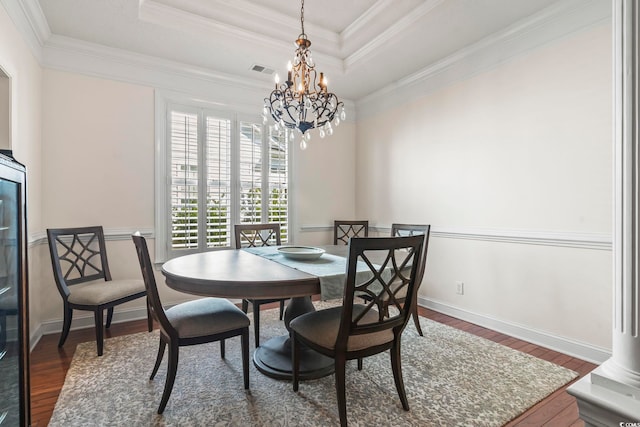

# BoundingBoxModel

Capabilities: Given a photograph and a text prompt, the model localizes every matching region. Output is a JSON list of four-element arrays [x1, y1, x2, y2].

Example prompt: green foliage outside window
[[172, 187, 287, 248]]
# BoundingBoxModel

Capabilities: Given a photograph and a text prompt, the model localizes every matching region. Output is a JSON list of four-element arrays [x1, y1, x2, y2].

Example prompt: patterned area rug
[[49, 301, 578, 426]]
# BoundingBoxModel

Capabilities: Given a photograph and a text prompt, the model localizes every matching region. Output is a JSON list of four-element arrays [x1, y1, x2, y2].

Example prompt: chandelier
[[262, 0, 345, 150]]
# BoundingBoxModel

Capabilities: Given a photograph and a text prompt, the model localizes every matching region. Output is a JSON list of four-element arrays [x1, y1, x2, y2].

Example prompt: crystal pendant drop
[[326, 123, 333, 136], [300, 140, 307, 150]]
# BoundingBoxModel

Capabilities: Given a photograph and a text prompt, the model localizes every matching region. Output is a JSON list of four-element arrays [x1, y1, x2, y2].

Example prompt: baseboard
[[29, 296, 610, 365], [29, 305, 151, 351], [420, 297, 610, 365]]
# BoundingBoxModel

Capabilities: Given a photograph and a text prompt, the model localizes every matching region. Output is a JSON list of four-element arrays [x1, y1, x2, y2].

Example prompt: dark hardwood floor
[[29, 304, 596, 426]]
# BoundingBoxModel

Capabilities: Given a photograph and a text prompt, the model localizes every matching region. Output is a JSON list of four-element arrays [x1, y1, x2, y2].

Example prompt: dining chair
[[234, 223, 287, 347], [132, 233, 250, 414], [333, 220, 369, 245], [47, 226, 152, 356], [360, 224, 431, 336], [290, 235, 425, 427]]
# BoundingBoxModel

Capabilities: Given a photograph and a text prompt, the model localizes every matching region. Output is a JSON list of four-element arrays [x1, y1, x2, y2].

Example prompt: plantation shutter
[[170, 111, 199, 249], [205, 115, 232, 248], [268, 127, 289, 242], [239, 121, 263, 224], [162, 104, 290, 258]]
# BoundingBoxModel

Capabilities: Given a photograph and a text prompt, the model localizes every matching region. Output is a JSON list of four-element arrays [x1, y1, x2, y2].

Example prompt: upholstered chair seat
[[166, 298, 250, 339], [66, 279, 146, 306], [290, 305, 393, 352]]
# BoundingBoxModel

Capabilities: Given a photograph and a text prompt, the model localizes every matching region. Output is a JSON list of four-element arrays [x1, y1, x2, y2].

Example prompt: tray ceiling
[[37, 0, 567, 100]]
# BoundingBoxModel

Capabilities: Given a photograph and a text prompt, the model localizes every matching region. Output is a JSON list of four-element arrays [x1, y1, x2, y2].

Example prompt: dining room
[[0, 0, 637, 425]]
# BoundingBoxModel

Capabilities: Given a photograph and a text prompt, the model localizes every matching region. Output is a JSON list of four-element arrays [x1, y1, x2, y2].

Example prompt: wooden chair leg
[[291, 332, 300, 391], [146, 297, 153, 332], [94, 309, 104, 356], [279, 300, 285, 320], [158, 343, 179, 414], [357, 358, 363, 371], [391, 338, 409, 411], [105, 307, 114, 328], [241, 299, 249, 313], [412, 303, 423, 336], [335, 356, 348, 427], [0, 311, 6, 352], [150, 338, 166, 380], [220, 339, 225, 359], [58, 305, 73, 347], [253, 301, 260, 348], [241, 329, 249, 389]]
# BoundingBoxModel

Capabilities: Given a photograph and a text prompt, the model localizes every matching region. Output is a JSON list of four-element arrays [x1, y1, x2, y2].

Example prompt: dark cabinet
[[0, 153, 29, 426]]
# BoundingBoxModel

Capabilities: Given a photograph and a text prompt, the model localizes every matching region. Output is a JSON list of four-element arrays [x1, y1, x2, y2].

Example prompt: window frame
[[155, 91, 293, 262]]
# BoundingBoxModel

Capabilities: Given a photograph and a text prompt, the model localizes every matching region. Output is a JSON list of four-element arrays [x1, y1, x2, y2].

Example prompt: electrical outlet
[[456, 281, 464, 295]]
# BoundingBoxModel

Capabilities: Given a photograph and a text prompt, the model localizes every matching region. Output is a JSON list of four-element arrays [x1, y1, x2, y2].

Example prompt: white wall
[[34, 68, 357, 335], [3, 0, 612, 362], [356, 22, 613, 355], [0, 72, 9, 150], [0, 5, 43, 337]]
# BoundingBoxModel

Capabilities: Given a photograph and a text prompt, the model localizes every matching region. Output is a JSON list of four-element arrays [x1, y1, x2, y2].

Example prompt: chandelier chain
[[300, 0, 305, 36]]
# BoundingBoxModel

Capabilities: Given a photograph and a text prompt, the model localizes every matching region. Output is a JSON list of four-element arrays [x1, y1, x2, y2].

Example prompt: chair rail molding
[[299, 224, 612, 251], [29, 227, 154, 247]]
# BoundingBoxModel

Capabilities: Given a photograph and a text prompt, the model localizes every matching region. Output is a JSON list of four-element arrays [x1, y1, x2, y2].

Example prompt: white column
[[568, 1, 640, 424]]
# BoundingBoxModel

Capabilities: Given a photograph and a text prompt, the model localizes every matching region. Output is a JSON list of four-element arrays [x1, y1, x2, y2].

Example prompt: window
[[156, 99, 290, 261]]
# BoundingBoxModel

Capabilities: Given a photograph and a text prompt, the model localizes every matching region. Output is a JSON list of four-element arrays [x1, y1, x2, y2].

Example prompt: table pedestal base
[[253, 335, 334, 380], [253, 296, 334, 380]]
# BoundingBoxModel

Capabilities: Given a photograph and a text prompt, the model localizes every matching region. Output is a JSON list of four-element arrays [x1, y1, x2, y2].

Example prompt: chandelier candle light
[[263, 0, 345, 150]]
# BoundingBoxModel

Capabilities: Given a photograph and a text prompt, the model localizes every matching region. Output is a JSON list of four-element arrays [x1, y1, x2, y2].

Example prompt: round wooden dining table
[[161, 248, 340, 380]]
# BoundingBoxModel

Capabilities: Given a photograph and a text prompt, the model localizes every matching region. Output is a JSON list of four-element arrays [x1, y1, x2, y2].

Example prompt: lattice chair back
[[337, 235, 424, 350], [390, 224, 431, 285], [234, 223, 281, 248], [47, 226, 112, 296], [131, 233, 172, 335], [333, 220, 369, 245]]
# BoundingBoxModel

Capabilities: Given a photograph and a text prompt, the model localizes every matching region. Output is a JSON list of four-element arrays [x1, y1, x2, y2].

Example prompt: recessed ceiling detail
[[32, 0, 589, 100]]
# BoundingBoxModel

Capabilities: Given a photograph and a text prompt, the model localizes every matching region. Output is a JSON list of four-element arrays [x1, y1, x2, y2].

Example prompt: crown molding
[[341, 0, 395, 41], [3, 0, 608, 115], [1, 0, 49, 62], [40, 34, 355, 117], [138, 0, 343, 71], [344, 0, 445, 69], [138, 0, 436, 72], [356, 0, 611, 118]]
